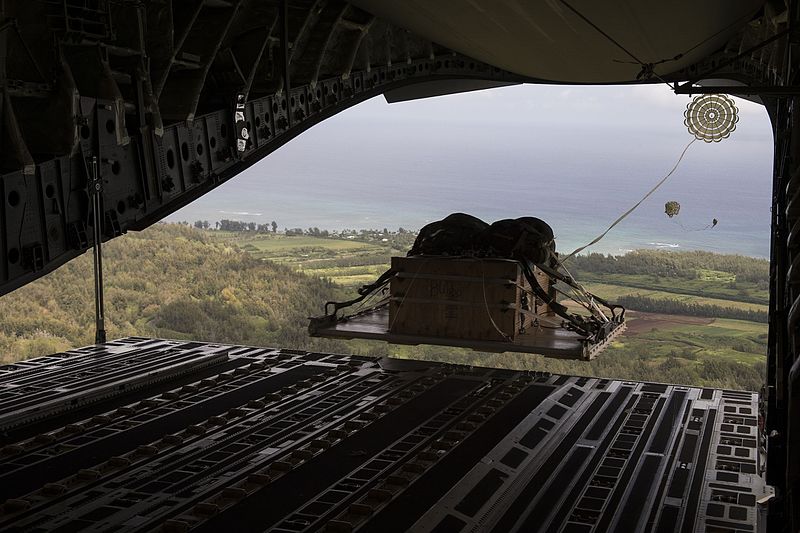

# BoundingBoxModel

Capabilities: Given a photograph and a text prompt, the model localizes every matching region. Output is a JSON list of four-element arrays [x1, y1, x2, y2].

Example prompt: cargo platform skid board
[[310, 305, 626, 360], [0, 338, 768, 532]]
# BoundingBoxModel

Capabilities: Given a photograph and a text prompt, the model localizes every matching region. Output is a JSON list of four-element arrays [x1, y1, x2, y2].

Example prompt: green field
[[584, 282, 768, 312], [619, 315, 767, 365], [216, 234, 383, 258], [576, 273, 768, 305], [212, 233, 395, 286], [303, 265, 390, 286]]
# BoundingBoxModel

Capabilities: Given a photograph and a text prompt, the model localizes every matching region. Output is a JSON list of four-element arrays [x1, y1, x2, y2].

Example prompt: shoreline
[[168, 221, 771, 261]]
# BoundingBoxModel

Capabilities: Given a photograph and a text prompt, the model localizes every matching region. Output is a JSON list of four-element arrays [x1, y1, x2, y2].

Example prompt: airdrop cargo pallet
[[310, 256, 625, 360]]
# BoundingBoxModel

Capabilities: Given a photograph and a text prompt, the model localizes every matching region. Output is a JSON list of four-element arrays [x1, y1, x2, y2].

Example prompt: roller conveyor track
[[0, 356, 332, 500], [0, 338, 166, 384], [0, 338, 770, 532], [0, 340, 234, 430]]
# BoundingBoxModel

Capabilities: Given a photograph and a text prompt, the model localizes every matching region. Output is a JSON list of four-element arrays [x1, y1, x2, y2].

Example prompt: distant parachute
[[664, 201, 681, 218], [664, 201, 717, 230]]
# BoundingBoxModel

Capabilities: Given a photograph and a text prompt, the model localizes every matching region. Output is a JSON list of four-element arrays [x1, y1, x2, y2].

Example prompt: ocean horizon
[[167, 138, 772, 259]]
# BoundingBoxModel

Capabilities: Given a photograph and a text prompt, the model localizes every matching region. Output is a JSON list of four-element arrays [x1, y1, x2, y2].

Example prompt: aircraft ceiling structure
[[1, 0, 799, 529], [351, 0, 766, 84]]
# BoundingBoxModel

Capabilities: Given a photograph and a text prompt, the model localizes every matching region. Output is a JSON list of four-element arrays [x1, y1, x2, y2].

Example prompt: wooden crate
[[389, 256, 553, 342]]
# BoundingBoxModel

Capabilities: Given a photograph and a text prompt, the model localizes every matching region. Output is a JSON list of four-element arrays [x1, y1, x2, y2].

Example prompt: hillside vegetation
[[0, 224, 768, 391], [0, 224, 359, 361]]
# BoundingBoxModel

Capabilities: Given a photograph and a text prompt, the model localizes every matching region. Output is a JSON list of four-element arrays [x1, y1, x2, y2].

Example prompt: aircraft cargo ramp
[[0, 338, 769, 532]]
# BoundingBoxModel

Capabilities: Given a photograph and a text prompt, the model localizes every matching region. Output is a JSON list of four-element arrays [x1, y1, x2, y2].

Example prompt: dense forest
[[568, 250, 769, 285], [616, 295, 768, 323], [566, 250, 769, 306], [0, 224, 768, 391]]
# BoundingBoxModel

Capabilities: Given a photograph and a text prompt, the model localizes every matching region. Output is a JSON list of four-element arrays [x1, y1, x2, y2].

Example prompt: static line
[[560, 138, 697, 263]]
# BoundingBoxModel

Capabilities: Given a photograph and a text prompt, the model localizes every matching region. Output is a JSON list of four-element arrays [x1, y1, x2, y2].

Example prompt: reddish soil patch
[[623, 310, 714, 335]]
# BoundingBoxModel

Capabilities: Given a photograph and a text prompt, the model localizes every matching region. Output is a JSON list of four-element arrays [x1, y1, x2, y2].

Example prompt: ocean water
[[168, 88, 774, 258]]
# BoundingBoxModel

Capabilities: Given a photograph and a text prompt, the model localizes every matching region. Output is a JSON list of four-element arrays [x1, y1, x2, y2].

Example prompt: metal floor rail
[[0, 338, 770, 532]]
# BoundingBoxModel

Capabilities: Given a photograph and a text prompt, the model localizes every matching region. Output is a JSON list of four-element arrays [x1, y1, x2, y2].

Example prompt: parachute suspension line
[[537, 246, 608, 322], [560, 138, 697, 264], [671, 218, 719, 232], [559, 260, 608, 321], [349, 291, 389, 319], [351, 278, 391, 314], [480, 259, 513, 342]]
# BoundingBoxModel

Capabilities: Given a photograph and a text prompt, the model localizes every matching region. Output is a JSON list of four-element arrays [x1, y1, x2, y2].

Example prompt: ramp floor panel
[[0, 338, 768, 532]]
